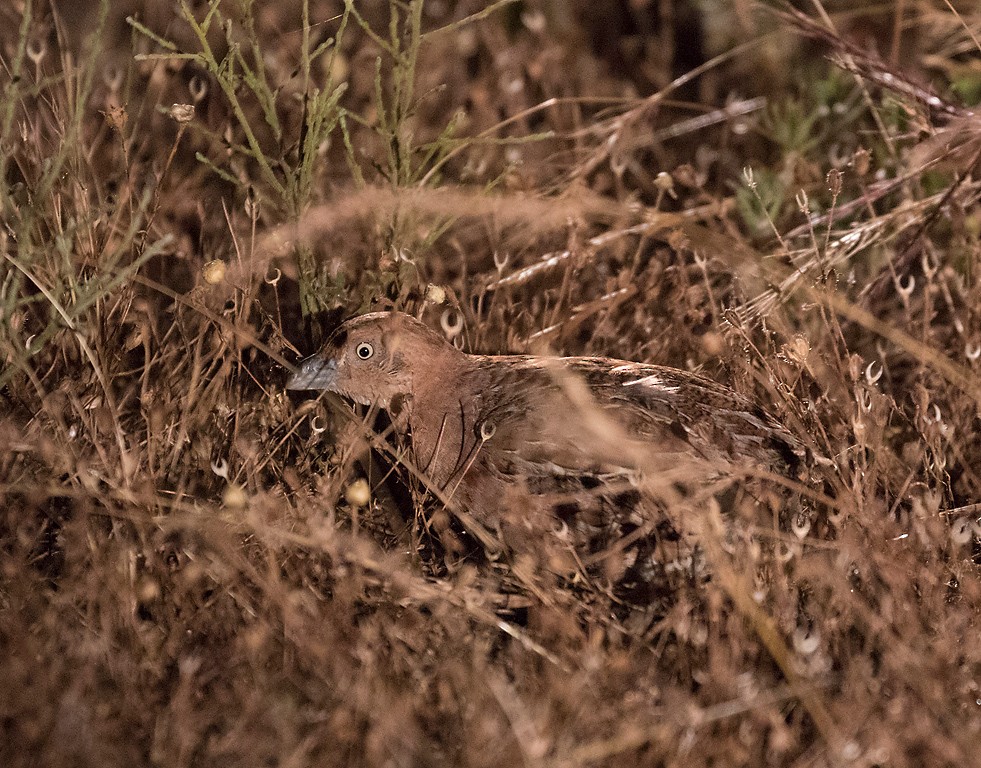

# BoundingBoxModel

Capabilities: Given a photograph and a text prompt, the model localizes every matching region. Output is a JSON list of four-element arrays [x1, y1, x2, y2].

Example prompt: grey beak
[[286, 355, 337, 391]]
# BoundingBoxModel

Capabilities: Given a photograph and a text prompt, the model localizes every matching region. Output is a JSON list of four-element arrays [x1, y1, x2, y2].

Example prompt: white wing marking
[[622, 373, 680, 393]]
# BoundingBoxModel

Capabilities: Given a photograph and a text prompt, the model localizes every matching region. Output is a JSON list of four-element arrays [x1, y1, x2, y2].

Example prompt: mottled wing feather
[[458, 357, 800, 487], [573, 359, 802, 471]]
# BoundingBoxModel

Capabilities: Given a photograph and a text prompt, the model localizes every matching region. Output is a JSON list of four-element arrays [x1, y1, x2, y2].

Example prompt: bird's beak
[[286, 355, 337, 391]]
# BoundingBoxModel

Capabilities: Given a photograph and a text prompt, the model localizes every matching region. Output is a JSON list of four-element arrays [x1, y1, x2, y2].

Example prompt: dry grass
[[2, 1, 980, 766]]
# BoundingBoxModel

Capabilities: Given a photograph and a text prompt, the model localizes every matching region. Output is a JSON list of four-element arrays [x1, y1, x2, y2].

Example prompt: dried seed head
[[782, 334, 810, 367], [222, 483, 248, 510], [105, 105, 128, 133], [425, 283, 447, 305], [345, 478, 371, 508], [189, 74, 208, 103], [826, 168, 843, 197], [441, 309, 463, 339], [479, 420, 496, 441], [26, 38, 46, 66], [852, 147, 871, 175], [202, 259, 226, 285], [699, 331, 722, 357], [169, 103, 195, 124], [137, 577, 161, 603]]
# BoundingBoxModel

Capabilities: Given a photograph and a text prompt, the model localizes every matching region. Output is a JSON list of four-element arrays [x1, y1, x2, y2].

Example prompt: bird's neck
[[406, 346, 471, 401], [402, 353, 483, 489]]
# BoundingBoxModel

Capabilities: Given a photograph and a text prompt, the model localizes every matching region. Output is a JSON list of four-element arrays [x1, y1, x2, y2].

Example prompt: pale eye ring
[[355, 342, 374, 360]]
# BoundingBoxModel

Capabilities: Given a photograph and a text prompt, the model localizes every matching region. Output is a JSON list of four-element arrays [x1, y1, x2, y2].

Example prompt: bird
[[286, 311, 802, 528]]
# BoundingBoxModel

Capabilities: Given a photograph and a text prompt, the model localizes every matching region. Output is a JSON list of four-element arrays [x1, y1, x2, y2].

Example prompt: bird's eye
[[355, 342, 374, 360]]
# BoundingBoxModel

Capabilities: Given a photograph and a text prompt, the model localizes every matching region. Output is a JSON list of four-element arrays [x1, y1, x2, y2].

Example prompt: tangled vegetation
[[1, 1, 979, 766]]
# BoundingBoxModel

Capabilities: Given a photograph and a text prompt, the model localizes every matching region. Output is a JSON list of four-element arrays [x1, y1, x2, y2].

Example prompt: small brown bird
[[287, 312, 801, 524]]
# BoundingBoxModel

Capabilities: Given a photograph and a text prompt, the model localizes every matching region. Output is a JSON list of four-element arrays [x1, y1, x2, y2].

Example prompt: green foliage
[[735, 166, 787, 237], [760, 68, 860, 158], [126, 0, 521, 315], [0, 0, 168, 390], [129, 0, 355, 314], [950, 69, 981, 106], [340, 0, 520, 190], [128, 0, 351, 220]]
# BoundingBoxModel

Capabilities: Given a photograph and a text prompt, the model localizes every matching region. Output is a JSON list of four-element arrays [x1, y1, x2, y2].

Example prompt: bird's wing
[[570, 358, 802, 471], [463, 358, 686, 478], [431, 355, 802, 521]]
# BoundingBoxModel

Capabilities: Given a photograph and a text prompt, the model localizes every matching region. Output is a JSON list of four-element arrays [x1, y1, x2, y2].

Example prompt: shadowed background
[[1, 1, 980, 766]]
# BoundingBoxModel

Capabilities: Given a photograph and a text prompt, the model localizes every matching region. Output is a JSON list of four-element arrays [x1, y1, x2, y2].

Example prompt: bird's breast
[[405, 396, 484, 490]]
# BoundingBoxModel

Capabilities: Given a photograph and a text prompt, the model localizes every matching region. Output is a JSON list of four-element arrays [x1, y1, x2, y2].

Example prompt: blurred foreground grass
[[1, 2, 980, 766]]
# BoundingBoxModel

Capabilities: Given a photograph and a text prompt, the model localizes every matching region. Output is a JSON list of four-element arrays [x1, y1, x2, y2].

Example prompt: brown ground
[[1, 1, 980, 766]]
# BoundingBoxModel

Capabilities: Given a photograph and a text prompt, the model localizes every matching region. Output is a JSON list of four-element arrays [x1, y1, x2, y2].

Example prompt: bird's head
[[286, 312, 463, 407]]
